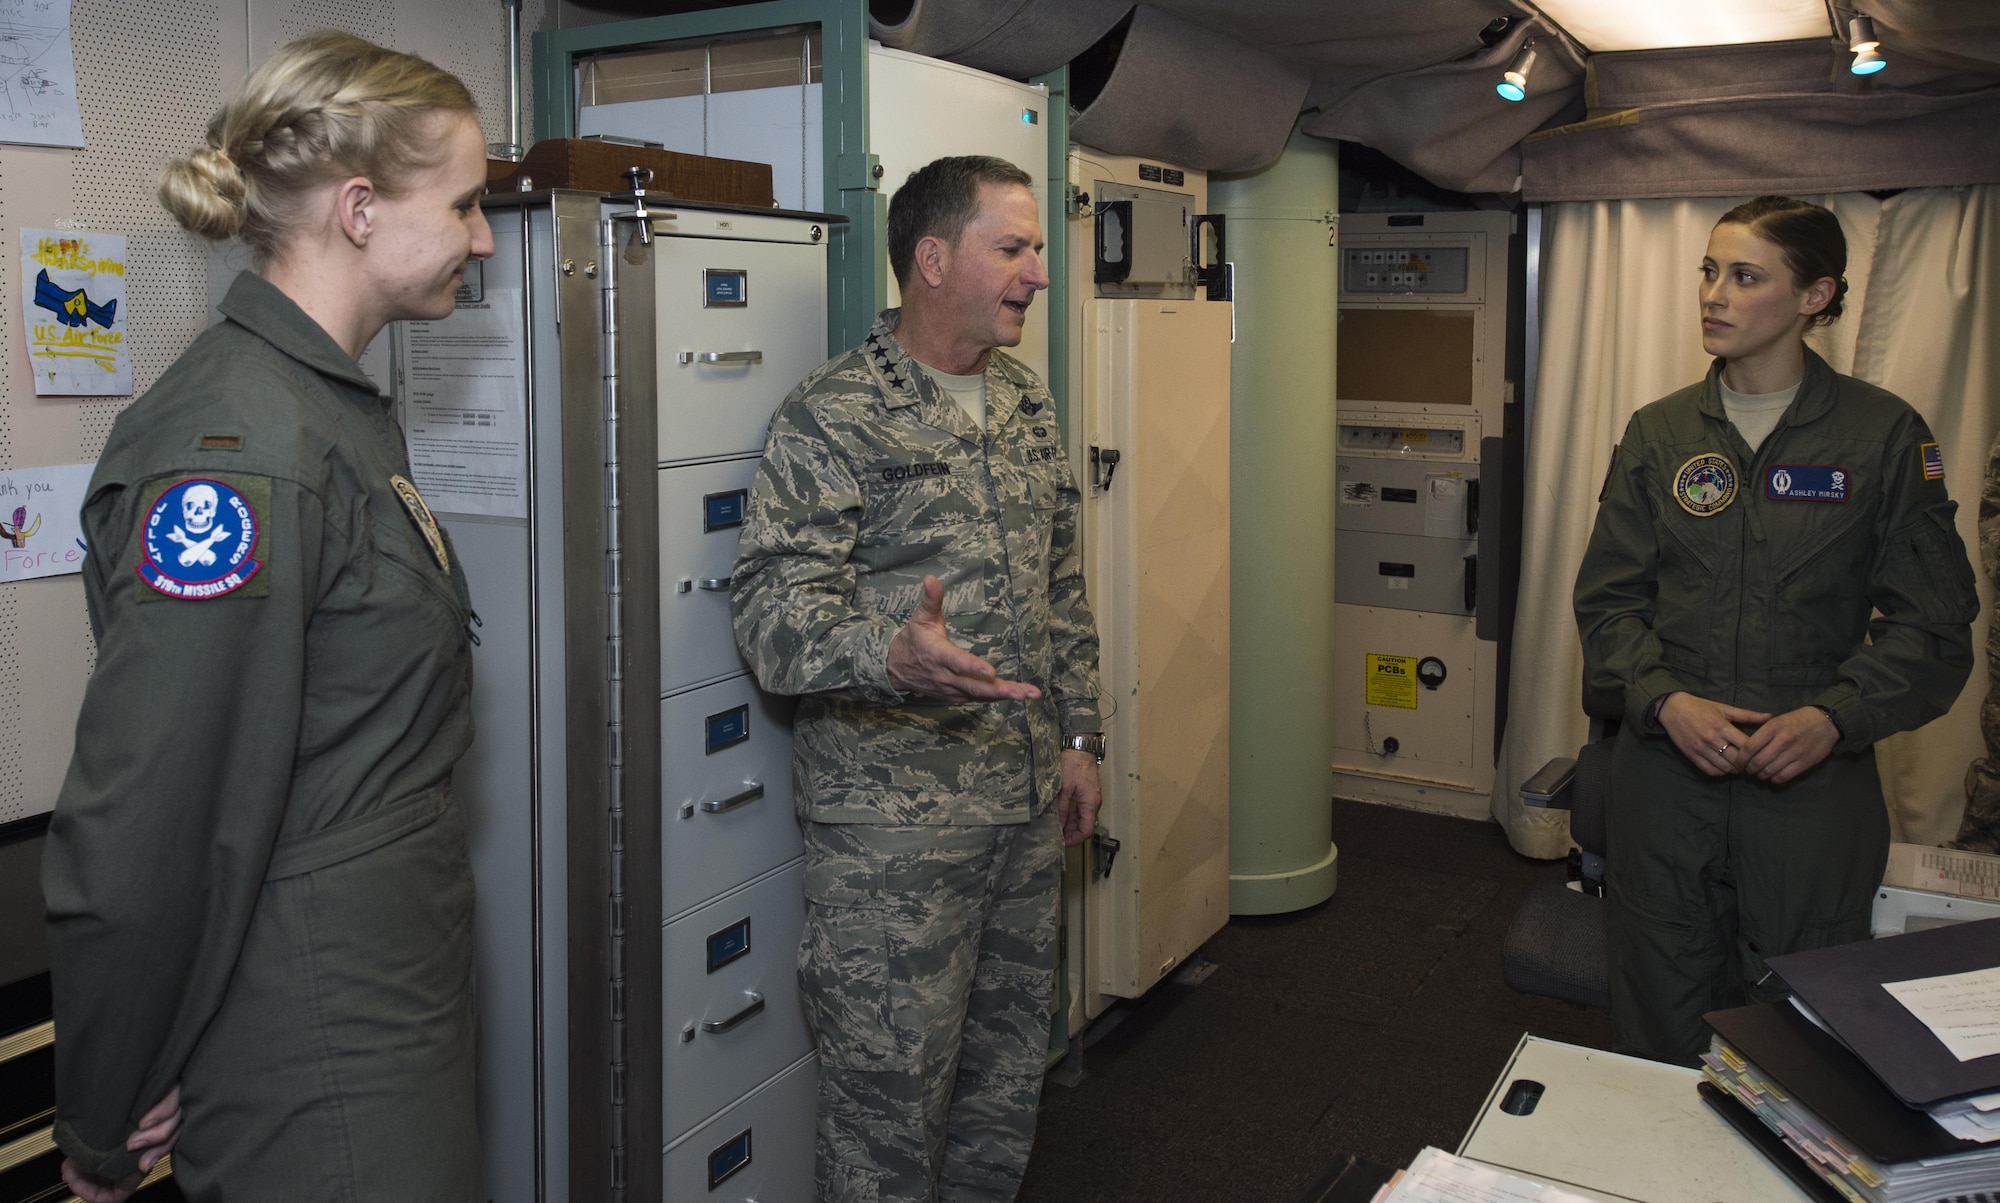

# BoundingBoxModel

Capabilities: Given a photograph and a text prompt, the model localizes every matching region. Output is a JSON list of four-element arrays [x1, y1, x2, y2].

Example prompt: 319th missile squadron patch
[[137, 476, 266, 599]]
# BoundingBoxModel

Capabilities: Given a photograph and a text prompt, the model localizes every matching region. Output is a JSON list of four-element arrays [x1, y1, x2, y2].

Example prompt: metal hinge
[[600, 214, 630, 1203]]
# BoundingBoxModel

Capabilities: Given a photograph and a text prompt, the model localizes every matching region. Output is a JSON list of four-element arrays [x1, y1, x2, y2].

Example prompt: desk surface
[[1457, 1036, 1815, 1203]]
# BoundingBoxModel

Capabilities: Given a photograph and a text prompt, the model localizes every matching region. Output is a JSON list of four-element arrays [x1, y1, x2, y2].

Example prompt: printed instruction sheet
[[398, 290, 527, 520], [1884, 965, 2000, 1063]]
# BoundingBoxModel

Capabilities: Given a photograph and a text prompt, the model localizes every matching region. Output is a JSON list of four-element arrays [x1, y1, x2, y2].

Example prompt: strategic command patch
[[1673, 453, 1738, 516], [391, 475, 450, 572], [137, 477, 263, 599], [1765, 465, 1848, 502]]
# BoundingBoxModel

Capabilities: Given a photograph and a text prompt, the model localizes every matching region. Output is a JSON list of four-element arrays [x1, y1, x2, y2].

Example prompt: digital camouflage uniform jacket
[[1958, 430, 2000, 851], [1576, 349, 1979, 743], [732, 309, 1100, 824]]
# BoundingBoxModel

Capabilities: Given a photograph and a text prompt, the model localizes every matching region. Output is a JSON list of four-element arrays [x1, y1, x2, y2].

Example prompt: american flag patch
[[1921, 441, 1945, 480]]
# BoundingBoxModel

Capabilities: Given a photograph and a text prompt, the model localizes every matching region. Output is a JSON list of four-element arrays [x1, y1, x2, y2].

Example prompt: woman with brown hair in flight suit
[[1574, 196, 1979, 1065]]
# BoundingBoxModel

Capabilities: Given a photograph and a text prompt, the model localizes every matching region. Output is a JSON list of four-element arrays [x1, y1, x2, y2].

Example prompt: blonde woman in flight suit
[[1574, 196, 1979, 1066], [42, 33, 493, 1201]]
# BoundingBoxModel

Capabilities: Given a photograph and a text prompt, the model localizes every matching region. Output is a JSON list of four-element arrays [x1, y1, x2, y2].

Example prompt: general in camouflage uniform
[[1955, 429, 2000, 852], [732, 157, 1100, 1203]]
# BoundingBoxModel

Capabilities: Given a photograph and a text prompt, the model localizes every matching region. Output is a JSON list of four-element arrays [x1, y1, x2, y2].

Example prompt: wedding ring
[[1717, 742, 1731, 754]]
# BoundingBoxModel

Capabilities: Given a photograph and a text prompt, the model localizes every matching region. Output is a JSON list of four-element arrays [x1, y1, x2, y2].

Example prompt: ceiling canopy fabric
[[870, 0, 2000, 196]]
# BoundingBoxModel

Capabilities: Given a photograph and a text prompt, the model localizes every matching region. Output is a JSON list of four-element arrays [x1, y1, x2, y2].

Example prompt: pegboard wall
[[0, 0, 547, 823]]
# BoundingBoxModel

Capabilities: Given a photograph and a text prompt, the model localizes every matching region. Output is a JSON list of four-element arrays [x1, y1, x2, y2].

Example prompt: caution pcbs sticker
[[1365, 653, 1419, 710]]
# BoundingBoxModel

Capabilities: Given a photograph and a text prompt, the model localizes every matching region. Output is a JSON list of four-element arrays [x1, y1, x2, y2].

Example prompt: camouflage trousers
[[1958, 618, 2000, 853], [799, 806, 1062, 1203], [1956, 430, 2000, 853]]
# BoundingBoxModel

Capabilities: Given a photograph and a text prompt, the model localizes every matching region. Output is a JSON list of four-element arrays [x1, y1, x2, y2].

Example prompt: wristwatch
[[1062, 732, 1106, 763]]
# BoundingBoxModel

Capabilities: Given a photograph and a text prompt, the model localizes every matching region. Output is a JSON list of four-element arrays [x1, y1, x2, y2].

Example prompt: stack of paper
[[1373, 1148, 1596, 1203], [1925, 1090, 2000, 1144]]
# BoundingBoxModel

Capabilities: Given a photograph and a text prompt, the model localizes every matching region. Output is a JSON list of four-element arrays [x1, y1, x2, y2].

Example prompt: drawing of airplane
[[33, 269, 115, 329]]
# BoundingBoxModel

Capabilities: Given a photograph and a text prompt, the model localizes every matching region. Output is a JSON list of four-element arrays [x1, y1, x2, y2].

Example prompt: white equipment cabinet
[[1331, 213, 1512, 820], [579, 36, 1050, 375], [402, 190, 828, 1203], [1066, 147, 1233, 1026]]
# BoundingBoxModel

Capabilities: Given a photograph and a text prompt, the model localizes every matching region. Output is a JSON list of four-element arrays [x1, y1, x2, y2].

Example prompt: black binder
[[1704, 1002, 1983, 1166], [1765, 916, 2000, 1108]]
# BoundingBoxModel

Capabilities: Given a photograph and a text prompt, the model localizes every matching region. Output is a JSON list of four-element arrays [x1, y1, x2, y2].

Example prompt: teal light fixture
[[1497, 38, 1537, 101], [1849, 17, 1886, 75]]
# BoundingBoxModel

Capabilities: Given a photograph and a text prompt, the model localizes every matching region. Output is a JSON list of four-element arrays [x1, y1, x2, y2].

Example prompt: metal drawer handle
[[702, 991, 766, 1034], [697, 576, 732, 591], [679, 350, 764, 365], [700, 783, 765, 814]]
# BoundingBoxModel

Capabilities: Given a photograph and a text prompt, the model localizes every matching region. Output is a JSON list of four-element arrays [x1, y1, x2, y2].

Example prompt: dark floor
[[1017, 797, 1613, 1203]]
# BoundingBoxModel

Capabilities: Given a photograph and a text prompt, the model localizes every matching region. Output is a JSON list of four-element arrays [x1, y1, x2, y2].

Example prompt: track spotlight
[[1497, 38, 1537, 102], [1848, 16, 1886, 75]]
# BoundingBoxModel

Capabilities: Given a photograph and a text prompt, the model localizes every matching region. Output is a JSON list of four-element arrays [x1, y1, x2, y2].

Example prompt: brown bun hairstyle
[[1715, 195, 1849, 329]]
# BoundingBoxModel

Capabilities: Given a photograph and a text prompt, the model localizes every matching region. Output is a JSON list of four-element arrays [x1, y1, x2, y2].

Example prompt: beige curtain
[[1495, 188, 2000, 859]]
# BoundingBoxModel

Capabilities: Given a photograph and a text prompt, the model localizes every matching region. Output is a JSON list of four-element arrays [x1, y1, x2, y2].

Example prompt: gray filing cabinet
[[409, 191, 827, 1203], [652, 206, 824, 1195]]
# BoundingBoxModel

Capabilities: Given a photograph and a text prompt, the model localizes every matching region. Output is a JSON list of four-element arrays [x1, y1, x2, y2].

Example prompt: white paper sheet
[[1425, 475, 1468, 537], [0, 462, 93, 582], [398, 291, 527, 520], [21, 228, 128, 395], [0, 0, 83, 147], [1383, 1148, 1597, 1203], [1884, 965, 2000, 1062]]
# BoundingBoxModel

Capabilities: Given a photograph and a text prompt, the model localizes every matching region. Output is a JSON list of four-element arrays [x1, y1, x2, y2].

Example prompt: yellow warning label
[[1365, 654, 1419, 710], [1402, 429, 1430, 443]]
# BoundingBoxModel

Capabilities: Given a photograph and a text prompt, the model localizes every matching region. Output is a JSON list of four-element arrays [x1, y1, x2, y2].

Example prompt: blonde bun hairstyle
[[158, 30, 477, 263]]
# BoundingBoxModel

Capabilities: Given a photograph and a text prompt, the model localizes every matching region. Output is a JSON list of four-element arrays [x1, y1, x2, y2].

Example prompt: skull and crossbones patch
[[137, 477, 264, 599]]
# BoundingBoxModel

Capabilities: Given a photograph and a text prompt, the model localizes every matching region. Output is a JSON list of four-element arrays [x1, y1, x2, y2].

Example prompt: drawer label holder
[[704, 268, 748, 307], [705, 704, 751, 754], [704, 489, 747, 532], [708, 1127, 753, 1190], [706, 916, 752, 973]]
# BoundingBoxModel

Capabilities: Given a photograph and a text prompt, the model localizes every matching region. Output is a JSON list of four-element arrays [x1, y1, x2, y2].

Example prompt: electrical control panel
[[1342, 245, 1470, 295]]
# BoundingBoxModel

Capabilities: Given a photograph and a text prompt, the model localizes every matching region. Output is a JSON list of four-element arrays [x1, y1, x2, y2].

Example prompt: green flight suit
[[42, 273, 481, 1199], [1574, 350, 1978, 1065], [732, 310, 1099, 1202]]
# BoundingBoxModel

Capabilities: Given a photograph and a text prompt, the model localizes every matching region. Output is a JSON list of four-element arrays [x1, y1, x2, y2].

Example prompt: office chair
[[1500, 730, 1614, 1009]]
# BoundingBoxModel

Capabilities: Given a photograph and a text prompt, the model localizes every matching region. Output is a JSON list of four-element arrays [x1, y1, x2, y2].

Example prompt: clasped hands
[[1658, 691, 1838, 785], [61, 1085, 181, 1203], [886, 576, 1100, 846]]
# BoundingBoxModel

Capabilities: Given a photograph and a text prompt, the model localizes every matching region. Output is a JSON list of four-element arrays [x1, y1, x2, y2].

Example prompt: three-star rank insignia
[[1673, 452, 1738, 517], [390, 475, 450, 572]]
